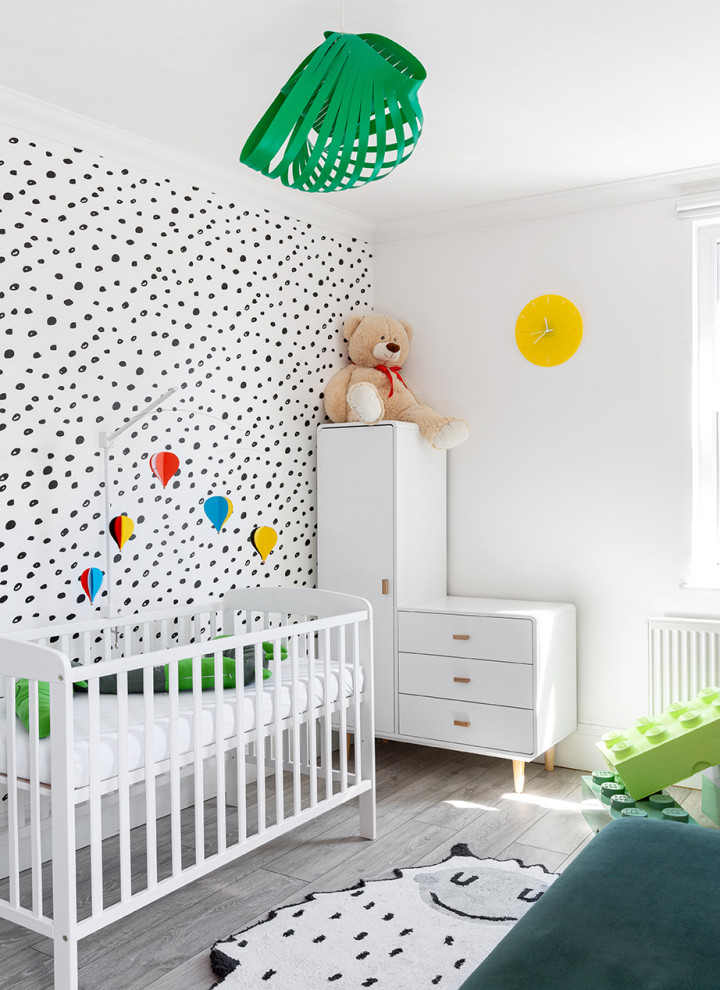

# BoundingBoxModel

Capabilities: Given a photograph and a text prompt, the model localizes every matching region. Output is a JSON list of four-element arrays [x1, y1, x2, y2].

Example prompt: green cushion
[[459, 817, 720, 990]]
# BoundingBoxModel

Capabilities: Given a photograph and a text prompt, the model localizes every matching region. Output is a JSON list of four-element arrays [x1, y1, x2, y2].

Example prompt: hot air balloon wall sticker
[[251, 525, 278, 563], [150, 450, 180, 488], [80, 567, 104, 604], [204, 495, 234, 533], [239, 18, 426, 193], [109, 514, 135, 551]]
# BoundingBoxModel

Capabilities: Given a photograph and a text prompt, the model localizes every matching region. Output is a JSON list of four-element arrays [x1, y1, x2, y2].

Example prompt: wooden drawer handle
[[453, 676, 471, 684], [452, 633, 470, 641], [454, 719, 471, 727]]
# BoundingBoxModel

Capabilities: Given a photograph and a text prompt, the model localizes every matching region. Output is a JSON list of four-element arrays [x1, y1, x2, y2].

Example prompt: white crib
[[0, 587, 375, 990]]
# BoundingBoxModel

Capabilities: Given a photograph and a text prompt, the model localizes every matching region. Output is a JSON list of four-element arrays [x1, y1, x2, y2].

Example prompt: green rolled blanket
[[14, 679, 52, 739], [16, 639, 288, 737]]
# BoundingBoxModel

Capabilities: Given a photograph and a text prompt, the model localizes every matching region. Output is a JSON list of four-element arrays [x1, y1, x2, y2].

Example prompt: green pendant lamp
[[240, 30, 426, 193]]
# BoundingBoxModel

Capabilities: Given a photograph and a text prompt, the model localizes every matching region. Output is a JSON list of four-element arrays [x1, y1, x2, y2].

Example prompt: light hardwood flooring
[[1, 741, 715, 990]]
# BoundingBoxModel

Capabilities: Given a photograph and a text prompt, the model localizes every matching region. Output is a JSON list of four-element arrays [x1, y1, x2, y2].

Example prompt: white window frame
[[689, 219, 720, 586]]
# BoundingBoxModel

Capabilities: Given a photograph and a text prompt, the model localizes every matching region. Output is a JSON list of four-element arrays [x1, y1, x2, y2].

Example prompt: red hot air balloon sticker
[[150, 451, 180, 488], [109, 515, 135, 550], [80, 567, 104, 603]]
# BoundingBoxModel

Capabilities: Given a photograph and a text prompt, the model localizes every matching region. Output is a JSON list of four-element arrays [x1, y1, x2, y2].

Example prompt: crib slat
[[168, 657, 182, 877], [192, 652, 205, 863], [236, 611, 248, 843], [27, 679, 43, 917], [323, 628, 332, 801], [273, 637, 284, 828], [255, 635, 266, 835], [101, 626, 111, 663], [338, 625, 348, 794], [308, 631, 318, 810], [291, 633, 301, 816], [117, 670, 131, 904], [214, 646, 227, 856], [6, 681, 20, 910], [353, 621, 362, 782], [88, 670, 103, 916], [143, 643, 158, 890]]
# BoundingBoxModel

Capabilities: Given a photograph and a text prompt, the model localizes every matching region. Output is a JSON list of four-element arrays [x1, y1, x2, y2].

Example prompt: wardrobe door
[[317, 425, 396, 735]]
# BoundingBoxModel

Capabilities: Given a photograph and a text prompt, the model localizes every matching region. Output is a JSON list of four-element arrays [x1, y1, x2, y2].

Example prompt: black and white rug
[[210, 843, 556, 989]]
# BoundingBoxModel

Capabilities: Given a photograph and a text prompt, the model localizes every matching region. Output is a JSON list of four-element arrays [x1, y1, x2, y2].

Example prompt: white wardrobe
[[317, 422, 446, 736]]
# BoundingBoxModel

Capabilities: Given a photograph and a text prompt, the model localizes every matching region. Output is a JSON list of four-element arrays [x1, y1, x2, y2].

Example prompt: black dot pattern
[[0, 131, 371, 628]]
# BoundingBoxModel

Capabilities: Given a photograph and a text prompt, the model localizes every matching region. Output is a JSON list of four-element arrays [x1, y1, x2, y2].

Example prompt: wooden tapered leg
[[346, 732, 352, 762], [512, 759, 526, 794], [544, 747, 555, 772]]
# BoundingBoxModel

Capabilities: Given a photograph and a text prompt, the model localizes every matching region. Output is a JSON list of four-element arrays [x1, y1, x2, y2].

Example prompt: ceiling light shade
[[240, 31, 426, 193]]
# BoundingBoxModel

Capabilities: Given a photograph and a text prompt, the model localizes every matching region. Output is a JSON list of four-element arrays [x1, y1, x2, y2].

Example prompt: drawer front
[[399, 694, 534, 755], [398, 652, 534, 708], [399, 610, 533, 664]]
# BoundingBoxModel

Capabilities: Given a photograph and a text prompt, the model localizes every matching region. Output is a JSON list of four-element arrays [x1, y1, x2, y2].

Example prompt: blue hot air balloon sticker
[[80, 567, 104, 603], [204, 495, 233, 533]]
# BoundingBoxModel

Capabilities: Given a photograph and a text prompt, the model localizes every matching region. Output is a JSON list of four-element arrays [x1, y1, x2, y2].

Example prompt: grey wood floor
[[1, 741, 714, 990]]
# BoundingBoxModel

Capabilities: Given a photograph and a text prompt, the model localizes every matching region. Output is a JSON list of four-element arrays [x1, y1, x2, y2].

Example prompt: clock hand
[[532, 317, 555, 344]]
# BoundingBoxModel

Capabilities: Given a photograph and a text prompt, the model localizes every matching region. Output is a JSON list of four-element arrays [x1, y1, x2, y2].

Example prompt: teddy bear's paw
[[347, 382, 384, 423], [431, 418, 470, 450]]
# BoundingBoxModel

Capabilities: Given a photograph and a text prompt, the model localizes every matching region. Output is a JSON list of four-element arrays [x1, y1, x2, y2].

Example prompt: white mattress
[[0, 661, 362, 790]]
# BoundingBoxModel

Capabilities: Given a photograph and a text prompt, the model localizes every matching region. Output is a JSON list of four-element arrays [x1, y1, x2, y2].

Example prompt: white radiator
[[648, 616, 720, 714]]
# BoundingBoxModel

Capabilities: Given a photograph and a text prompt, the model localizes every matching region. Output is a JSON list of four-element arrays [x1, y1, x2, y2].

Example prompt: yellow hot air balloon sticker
[[251, 526, 278, 563]]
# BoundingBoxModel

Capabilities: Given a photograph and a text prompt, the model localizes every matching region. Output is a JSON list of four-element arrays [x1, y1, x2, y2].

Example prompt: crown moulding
[[4, 84, 720, 246], [0, 84, 377, 244]]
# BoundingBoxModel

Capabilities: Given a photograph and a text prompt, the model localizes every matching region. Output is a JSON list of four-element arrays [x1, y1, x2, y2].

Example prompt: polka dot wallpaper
[[0, 126, 372, 631]]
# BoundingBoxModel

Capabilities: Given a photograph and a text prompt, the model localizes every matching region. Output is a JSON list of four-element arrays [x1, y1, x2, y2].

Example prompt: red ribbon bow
[[375, 364, 406, 398]]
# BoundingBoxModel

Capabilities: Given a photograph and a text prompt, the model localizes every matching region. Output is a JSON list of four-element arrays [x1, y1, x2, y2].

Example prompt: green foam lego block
[[581, 774, 699, 833], [595, 686, 720, 799]]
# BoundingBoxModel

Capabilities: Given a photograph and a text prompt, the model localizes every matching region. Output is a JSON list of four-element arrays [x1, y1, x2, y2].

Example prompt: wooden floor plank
[[0, 741, 591, 990], [496, 841, 568, 872]]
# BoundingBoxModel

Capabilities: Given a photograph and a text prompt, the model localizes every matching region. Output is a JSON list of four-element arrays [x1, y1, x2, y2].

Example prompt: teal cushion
[[459, 817, 720, 990]]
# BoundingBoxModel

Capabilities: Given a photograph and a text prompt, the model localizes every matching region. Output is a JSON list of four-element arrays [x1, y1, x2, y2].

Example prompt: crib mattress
[[0, 661, 362, 790]]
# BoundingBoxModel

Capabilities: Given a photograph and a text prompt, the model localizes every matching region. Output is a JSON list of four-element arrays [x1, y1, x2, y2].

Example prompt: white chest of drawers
[[398, 597, 577, 791]]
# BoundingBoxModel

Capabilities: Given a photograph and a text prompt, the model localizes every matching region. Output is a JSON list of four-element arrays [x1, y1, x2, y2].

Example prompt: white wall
[[374, 197, 720, 768]]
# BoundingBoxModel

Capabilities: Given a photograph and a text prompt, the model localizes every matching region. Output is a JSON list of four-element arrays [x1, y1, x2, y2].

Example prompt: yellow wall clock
[[515, 294, 583, 367]]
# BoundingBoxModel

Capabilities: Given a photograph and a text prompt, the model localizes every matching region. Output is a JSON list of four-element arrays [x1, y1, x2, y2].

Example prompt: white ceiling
[[3, 0, 720, 226]]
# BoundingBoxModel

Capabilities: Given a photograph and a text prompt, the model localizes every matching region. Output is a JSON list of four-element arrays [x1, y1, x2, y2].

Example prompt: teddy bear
[[323, 313, 469, 450]]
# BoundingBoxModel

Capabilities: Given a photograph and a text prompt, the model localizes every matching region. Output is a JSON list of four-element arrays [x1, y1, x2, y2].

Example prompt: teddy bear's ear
[[400, 319, 413, 342], [344, 314, 363, 339]]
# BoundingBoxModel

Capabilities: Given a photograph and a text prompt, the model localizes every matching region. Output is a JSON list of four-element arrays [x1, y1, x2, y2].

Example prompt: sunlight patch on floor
[[441, 799, 498, 812], [500, 792, 583, 812]]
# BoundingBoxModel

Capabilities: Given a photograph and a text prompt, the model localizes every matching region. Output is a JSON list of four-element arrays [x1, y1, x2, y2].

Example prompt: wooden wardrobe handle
[[453, 634, 470, 641], [453, 677, 470, 684], [454, 720, 471, 727], [381, 579, 389, 595]]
